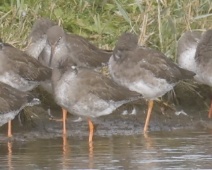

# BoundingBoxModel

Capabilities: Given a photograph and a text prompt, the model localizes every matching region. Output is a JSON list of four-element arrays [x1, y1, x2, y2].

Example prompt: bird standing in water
[[109, 32, 195, 133], [38, 25, 112, 135], [0, 40, 51, 136], [0, 82, 40, 137], [51, 60, 141, 142]]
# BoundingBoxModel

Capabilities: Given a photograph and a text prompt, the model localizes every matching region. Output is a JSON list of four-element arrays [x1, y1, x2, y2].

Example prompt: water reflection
[[89, 141, 94, 169], [62, 135, 69, 169], [0, 130, 212, 169], [7, 142, 12, 170]]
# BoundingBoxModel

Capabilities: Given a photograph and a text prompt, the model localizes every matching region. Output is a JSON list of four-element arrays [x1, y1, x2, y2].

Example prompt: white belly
[[178, 47, 197, 73], [127, 79, 175, 99]]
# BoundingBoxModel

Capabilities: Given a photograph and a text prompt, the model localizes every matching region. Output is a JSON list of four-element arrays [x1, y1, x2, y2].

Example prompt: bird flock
[[0, 18, 211, 142]]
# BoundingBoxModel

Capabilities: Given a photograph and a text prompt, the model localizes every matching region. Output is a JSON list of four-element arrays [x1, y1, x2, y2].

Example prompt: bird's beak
[[49, 44, 56, 67]]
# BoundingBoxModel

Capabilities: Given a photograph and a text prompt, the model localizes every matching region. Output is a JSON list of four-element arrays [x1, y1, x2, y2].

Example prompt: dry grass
[[0, 0, 211, 55]]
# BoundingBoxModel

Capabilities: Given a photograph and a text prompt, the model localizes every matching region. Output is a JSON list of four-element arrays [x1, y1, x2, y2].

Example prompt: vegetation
[[0, 0, 211, 61]]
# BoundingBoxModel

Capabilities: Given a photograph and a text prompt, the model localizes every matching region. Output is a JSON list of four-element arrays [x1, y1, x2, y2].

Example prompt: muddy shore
[[0, 81, 212, 142]]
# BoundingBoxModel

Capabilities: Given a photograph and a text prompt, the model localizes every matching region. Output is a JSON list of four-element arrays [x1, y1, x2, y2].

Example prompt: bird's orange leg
[[8, 121, 12, 137], [208, 100, 212, 118], [143, 100, 154, 133], [62, 108, 67, 135], [49, 108, 67, 135], [88, 119, 94, 143]]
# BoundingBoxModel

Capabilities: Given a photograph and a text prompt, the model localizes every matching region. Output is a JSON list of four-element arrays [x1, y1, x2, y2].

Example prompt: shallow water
[[0, 130, 212, 170]]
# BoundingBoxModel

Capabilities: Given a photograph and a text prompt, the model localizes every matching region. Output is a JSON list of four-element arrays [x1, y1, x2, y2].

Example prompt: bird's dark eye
[[58, 36, 62, 41]]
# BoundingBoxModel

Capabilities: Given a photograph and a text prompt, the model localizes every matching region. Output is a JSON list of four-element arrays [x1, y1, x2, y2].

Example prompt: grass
[[0, 0, 211, 59]]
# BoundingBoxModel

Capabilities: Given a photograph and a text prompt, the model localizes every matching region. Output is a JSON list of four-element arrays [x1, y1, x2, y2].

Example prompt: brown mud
[[0, 80, 212, 142]]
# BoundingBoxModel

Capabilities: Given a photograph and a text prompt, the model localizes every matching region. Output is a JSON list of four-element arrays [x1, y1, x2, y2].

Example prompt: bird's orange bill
[[143, 100, 154, 133], [88, 119, 94, 143]]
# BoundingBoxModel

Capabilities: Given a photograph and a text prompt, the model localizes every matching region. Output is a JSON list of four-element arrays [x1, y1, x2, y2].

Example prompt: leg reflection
[[7, 142, 13, 170], [144, 132, 154, 149], [62, 135, 70, 169], [89, 141, 94, 169]]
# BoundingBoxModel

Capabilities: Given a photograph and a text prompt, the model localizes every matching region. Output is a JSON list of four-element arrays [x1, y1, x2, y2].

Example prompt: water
[[0, 130, 212, 170]]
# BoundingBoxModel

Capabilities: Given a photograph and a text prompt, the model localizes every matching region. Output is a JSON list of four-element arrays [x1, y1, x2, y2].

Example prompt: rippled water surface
[[0, 130, 212, 170]]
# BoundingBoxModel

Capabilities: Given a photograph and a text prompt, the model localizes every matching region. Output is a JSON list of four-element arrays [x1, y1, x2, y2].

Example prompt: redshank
[[51, 60, 142, 142], [38, 25, 112, 68], [177, 30, 212, 118], [0, 40, 52, 92], [38, 25, 112, 130], [0, 82, 40, 137], [109, 32, 195, 133], [194, 29, 212, 118], [25, 18, 57, 59]]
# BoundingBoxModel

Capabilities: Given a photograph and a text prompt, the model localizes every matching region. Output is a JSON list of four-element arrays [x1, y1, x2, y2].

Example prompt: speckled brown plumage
[[0, 82, 40, 127], [52, 60, 142, 141], [25, 18, 57, 59], [109, 32, 195, 99], [109, 32, 195, 133], [38, 26, 112, 68], [52, 60, 141, 118], [194, 29, 212, 118], [195, 29, 212, 73], [0, 41, 52, 91]]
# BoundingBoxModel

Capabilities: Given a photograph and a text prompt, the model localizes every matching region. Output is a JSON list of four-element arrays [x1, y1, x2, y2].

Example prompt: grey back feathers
[[0, 82, 40, 126]]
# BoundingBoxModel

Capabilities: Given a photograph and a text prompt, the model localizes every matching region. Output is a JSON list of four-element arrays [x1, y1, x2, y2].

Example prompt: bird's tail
[[180, 67, 196, 80]]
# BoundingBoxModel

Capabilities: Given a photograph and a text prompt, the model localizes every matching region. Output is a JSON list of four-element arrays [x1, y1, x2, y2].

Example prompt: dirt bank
[[0, 81, 212, 142]]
